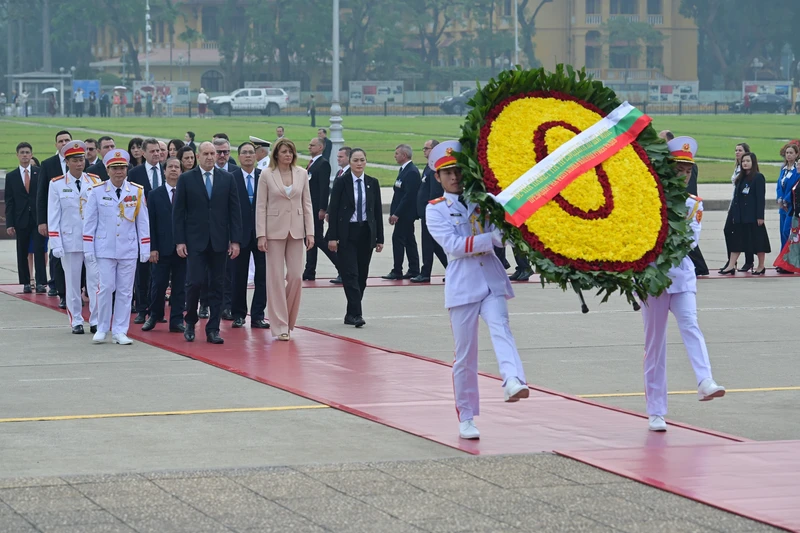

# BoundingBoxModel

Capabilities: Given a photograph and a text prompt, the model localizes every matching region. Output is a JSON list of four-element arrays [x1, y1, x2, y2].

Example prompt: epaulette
[[129, 182, 143, 189], [87, 173, 101, 184], [51, 175, 64, 182], [428, 197, 446, 205]]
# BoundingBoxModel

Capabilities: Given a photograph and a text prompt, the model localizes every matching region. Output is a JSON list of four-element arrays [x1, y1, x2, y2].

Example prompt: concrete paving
[[0, 210, 794, 532]]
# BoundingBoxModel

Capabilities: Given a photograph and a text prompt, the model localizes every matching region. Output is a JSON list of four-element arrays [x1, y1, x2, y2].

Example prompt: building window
[[202, 7, 219, 41], [647, 0, 662, 14], [610, 0, 637, 14], [201, 70, 224, 92], [646, 46, 663, 69], [585, 31, 602, 68], [586, 0, 601, 14], [503, 0, 512, 16], [609, 46, 635, 68]]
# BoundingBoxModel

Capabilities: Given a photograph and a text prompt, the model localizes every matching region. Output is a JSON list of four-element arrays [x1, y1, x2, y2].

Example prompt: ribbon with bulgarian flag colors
[[490, 102, 651, 227]]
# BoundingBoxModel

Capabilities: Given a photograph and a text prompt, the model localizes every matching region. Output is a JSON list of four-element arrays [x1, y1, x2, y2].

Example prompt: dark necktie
[[152, 166, 160, 189], [336, 168, 343, 178], [170, 187, 174, 204], [246, 174, 254, 204], [458, 195, 468, 209], [75, 177, 81, 192], [116, 188, 121, 199], [356, 179, 364, 223]]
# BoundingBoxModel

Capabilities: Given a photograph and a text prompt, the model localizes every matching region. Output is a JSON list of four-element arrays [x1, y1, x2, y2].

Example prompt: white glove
[[491, 229, 505, 248], [139, 252, 149, 263], [84, 253, 96, 264], [52, 248, 64, 259]]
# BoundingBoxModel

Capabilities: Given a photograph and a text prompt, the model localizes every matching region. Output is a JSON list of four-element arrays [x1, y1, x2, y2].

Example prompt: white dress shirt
[[165, 182, 176, 200], [146, 162, 162, 189], [216, 163, 229, 172], [349, 173, 368, 223]]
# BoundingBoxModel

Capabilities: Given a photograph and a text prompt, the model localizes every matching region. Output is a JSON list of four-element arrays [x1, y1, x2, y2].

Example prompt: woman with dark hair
[[128, 137, 145, 167], [775, 141, 800, 266], [722, 152, 771, 275], [720, 142, 752, 272], [134, 90, 143, 116], [184, 131, 197, 152], [168, 139, 185, 159], [176, 145, 196, 172]]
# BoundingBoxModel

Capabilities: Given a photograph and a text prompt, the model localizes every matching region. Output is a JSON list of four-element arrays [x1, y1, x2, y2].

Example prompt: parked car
[[439, 88, 477, 115], [729, 93, 791, 114], [209, 88, 289, 116]]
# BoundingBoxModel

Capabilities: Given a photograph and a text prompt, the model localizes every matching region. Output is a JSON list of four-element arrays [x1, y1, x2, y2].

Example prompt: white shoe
[[698, 378, 726, 401], [92, 332, 107, 344], [503, 377, 530, 402], [112, 333, 133, 345], [648, 415, 667, 432], [459, 419, 480, 439]]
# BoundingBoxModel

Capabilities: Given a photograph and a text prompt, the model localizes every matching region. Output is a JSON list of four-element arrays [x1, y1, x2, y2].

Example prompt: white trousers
[[61, 252, 85, 328], [97, 258, 137, 335], [641, 291, 713, 416], [449, 294, 527, 422], [85, 258, 99, 326]]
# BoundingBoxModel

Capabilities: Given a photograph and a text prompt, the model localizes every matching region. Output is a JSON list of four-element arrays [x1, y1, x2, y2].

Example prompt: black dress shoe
[[302, 272, 316, 281], [251, 318, 270, 329], [72, 325, 84, 334], [35, 284, 47, 294], [90, 325, 97, 334], [344, 314, 358, 325], [403, 272, 418, 280], [47, 287, 58, 297], [509, 270, 522, 281], [409, 275, 431, 283], [516, 269, 533, 281], [157, 318, 167, 323], [169, 323, 186, 333], [198, 306, 210, 319], [329, 276, 342, 284], [738, 263, 753, 273], [58, 297, 66, 309], [131, 305, 136, 314], [232, 317, 245, 328], [133, 312, 147, 324], [381, 271, 401, 280], [752, 268, 766, 276], [719, 268, 736, 276], [206, 331, 224, 344], [221, 309, 233, 321], [354, 316, 366, 328], [184, 323, 196, 342], [142, 317, 157, 331], [23, 284, 32, 294]]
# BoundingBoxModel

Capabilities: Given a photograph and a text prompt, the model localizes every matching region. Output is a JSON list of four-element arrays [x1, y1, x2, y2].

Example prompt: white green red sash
[[491, 102, 651, 226]]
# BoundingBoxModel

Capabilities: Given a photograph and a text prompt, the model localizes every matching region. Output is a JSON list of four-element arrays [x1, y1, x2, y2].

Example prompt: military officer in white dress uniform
[[642, 136, 725, 432], [425, 141, 529, 440], [250, 136, 271, 171], [47, 141, 101, 334], [82, 149, 150, 345]]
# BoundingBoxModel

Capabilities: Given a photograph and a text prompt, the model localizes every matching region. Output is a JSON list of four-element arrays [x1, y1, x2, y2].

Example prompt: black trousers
[[75, 102, 84, 117], [688, 246, 709, 276], [185, 247, 228, 333], [199, 256, 234, 310], [339, 223, 373, 318], [15, 225, 47, 286], [134, 261, 151, 314], [51, 253, 65, 297], [494, 246, 529, 271], [420, 215, 447, 277], [305, 216, 338, 275], [391, 217, 419, 276], [149, 253, 187, 327], [232, 238, 267, 321]]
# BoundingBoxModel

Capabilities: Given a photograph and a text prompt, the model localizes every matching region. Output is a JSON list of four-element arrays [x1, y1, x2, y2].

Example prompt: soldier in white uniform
[[47, 141, 102, 334], [250, 136, 271, 171], [425, 141, 529, 440], [82, 149, 150, 345], [642, 136, 725, 432]]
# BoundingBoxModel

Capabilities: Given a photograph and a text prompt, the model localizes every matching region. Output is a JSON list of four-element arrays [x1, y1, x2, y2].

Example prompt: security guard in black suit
[[411, 139, 448, 283], [383, 144, 421, 280]]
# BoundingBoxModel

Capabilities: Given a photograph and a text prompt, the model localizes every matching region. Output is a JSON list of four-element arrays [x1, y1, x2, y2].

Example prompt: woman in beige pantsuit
[[255, 139, 315, 340]]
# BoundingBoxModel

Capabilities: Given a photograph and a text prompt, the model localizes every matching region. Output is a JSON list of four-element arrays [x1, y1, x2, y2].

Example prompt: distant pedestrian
[[197, 88, 208, 118], [307, 94, 316, 127]]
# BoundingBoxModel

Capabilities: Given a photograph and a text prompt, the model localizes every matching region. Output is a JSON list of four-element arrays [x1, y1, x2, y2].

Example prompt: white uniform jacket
[[426, 193, 514, 308], [47, 172, 102, 253], [257, 156, 270, 171], [82, 180, 150, 260], [686, 194, 703, 247], [664, 196, 704, 295]]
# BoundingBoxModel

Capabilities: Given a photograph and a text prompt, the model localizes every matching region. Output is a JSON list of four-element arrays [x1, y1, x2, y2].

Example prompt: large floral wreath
[[457, 65, 693, 303]]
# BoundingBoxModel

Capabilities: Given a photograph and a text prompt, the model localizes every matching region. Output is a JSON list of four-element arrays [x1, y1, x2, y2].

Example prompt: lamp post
[[514, 0, 519, 66], [329, 0, 344, 179], [145, 0, 151, 83]]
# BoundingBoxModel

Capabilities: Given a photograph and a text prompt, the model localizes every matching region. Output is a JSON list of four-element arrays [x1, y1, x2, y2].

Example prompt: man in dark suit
[[412, 139, 448, 283], [212, 137, 239, 318], [213, 134, 238, 168], [318, 128, 332, 161], [142, 157, 186, 333], [173, 141, 242, 344], [5, 142, 47, 293], [36, 130, 72, 306], [83, 139, 100, 170], [127, 138, 163, 323], [86, 136, 118, 181], [229, 142, 268, 329], [326, 148, 384, 327], [383, 144, 421, 280], [303, 137, 337, 280]]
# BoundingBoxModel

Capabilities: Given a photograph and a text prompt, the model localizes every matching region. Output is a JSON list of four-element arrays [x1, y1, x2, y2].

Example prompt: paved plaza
[[0, 201, 796, 532]]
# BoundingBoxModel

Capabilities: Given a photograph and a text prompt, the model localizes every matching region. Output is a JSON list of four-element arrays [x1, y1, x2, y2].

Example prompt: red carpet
[[5, 284, 799, 531], [559, 441, 800, 532]]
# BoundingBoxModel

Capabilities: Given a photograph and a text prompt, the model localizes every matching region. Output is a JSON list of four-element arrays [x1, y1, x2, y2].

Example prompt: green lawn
[[3, 112, 797, 186]]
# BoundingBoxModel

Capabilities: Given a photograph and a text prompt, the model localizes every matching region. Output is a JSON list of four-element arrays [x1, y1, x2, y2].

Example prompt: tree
[[102, 0, 148, 80], [403, 0, 467, 68], [516, 0, 552, 68], [178, 26, 201, 83], [602, 18, 664, 70], [217, 0, 249, 90]]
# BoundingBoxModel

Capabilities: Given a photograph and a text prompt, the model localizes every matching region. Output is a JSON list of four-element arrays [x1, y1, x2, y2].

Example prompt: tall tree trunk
[[234, 35, 246, 88], [279, 45, 290, 80], [41, 0, 52, 72], [7, 14, 13, 94], [17, 17, 23, 73]]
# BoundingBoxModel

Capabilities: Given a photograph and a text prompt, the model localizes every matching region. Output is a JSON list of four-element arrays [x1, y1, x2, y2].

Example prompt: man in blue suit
[[142, 157, 186, 333], [230, 142, 268, 329], [382, 144, 421, 280], [173, 141, 242, 344]]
